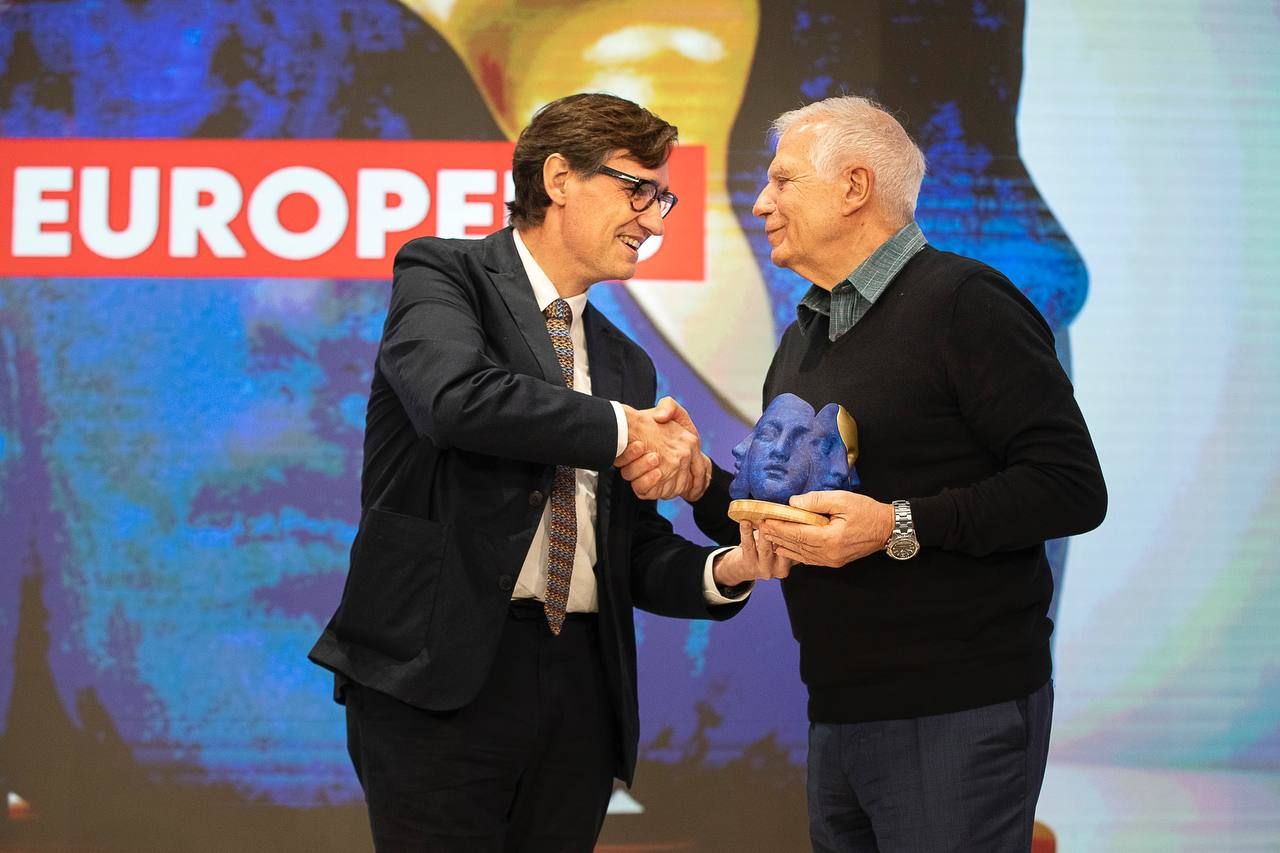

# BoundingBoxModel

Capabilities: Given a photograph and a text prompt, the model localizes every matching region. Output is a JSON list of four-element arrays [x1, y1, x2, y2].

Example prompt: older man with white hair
[[681, 96, 1108, 851]]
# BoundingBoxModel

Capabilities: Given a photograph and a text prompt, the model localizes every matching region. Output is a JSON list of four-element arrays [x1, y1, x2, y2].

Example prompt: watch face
[[887, 537, 919, 560]]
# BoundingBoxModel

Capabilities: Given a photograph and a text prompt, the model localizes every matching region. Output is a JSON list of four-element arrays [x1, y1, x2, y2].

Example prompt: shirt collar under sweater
[[797, 221, 928, 341]]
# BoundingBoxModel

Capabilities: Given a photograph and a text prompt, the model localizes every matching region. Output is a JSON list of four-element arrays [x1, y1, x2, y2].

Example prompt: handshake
[[614, 396, 710, 502], [613, 396, 792, 585]]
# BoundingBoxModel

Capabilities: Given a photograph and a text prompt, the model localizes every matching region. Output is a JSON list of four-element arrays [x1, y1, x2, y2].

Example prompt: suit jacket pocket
[[332, 508, 445, 661]]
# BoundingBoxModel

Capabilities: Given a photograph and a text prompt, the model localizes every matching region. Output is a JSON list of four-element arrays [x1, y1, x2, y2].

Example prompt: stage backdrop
[[1, 2, 1277, 851]]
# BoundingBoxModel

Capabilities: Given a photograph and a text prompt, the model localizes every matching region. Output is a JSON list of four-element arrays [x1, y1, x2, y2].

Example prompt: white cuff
[[702, 547, 752, 604], [610, 400, 628, 458]]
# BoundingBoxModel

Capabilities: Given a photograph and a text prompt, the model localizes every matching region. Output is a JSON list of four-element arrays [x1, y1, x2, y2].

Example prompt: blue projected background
[[1, 2, 1278, 851]]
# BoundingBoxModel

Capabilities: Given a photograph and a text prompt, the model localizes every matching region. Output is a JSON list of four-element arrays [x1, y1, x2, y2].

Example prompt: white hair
[[771, 96, 927, 226]]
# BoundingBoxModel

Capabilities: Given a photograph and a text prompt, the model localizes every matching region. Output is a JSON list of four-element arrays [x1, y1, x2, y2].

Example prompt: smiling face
[[752, 125, 848, 286], [558, 152, 670, 290]]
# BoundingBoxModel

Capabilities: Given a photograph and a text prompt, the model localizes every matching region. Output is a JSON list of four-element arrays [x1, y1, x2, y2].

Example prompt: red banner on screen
[[0, 140, 705, 281]]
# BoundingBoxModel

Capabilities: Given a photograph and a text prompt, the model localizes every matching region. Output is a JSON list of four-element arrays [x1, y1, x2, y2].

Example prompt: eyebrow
[[770, 162, 808, 182], [613, 165, 671, 193], [649, 175, 674, 194], [634, 175, 675, 199]]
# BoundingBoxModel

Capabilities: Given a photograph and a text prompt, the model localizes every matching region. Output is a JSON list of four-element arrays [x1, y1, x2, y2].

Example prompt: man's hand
[[615, 398, 703, 500], [615, 397, 711, 501], [712, 521, 795, 587], [652, 397, 712, 501], [760, 491, 895, 567]]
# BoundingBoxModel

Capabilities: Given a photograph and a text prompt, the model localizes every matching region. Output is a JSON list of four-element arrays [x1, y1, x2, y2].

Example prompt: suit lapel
[[583, 302, 624, 558], [484, 229, 563, 385], [583, 303, 623, 405], [485, 230, 626, 556]]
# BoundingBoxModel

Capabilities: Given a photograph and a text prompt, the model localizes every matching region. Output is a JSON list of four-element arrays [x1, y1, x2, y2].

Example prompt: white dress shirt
[[510, 230, 745, 611]]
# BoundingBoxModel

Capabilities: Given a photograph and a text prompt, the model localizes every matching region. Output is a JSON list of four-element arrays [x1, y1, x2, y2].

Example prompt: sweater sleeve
[[910, 271, 1107, 555], [691, 463, 741, 547]]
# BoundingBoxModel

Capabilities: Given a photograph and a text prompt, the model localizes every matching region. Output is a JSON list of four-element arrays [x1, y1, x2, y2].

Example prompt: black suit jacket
[[309, 227, 743, 784]]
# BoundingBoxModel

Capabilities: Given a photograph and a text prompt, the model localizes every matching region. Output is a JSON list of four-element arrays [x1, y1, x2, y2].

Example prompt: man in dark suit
[[309, 93, 788, 852]]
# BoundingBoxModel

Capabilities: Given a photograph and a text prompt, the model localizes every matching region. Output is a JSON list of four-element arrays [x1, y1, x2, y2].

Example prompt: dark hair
[[507, 93, 678, 229]]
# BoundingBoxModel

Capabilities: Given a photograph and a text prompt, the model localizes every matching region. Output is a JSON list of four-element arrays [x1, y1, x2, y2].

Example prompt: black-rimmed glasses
[[596, 165, 679, 218]]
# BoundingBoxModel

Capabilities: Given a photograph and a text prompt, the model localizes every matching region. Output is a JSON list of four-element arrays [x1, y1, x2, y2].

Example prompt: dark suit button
[[497, 575, 514, 591], [529, 490, 544, 507]]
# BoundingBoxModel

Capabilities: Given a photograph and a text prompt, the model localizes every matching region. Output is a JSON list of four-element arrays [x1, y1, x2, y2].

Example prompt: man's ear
[[841, 165, 873, 215], [543, 153, 572, 209]]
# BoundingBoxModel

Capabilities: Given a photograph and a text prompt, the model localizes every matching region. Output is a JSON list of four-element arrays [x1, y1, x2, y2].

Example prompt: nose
[[638, 201, 665, 236], [752, 186, 774, 218], [769, 434, 797, 459], [773, 423, 810, 459]]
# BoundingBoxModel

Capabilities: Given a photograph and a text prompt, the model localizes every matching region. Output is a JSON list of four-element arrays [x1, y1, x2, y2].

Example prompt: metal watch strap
[[885, 500, 920, 560], [891, 500, 914, 538]]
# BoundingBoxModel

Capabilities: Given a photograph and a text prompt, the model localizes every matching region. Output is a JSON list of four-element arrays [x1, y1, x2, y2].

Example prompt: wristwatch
[[885, 500, 920, 560]]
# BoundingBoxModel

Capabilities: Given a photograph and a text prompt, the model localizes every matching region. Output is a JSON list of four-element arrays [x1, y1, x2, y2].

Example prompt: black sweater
[[695, 246, 1107, 722]]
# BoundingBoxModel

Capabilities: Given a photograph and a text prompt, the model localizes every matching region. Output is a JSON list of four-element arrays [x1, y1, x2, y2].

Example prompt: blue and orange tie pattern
[[543, 298, 576, 635]]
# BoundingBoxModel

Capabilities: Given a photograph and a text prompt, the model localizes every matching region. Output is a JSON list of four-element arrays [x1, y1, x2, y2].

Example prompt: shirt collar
[[797, 220, 927, 340], [513, 229, 589, 320]]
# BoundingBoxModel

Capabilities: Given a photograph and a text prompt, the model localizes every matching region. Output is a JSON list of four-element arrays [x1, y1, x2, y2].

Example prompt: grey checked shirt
[[797, 221, 928, 341]]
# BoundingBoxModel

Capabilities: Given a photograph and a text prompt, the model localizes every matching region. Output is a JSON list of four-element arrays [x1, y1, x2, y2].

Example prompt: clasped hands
[[614, 402, 896, 573], [612, 400, 894, 579], [614, 398, 791, 584], [614, 396, 711, 502]]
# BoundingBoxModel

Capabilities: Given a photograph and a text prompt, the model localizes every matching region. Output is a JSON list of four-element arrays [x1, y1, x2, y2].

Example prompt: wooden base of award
[[727, 499, 829, 527]]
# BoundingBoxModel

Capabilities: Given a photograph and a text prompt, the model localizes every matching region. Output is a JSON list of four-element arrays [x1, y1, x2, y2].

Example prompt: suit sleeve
[[613, 355, 743, 621], [380, 239, 618, 471], [911, 271, 1108, 555], [627, 497, 743, 621]]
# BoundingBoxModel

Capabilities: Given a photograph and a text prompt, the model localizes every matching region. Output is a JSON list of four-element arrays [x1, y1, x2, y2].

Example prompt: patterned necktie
[[543, 298, 576, 636]]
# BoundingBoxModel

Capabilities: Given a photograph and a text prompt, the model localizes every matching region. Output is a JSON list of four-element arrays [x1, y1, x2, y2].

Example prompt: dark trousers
[[345, 604, 617, 853], [807, 680, 1054, 853]]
